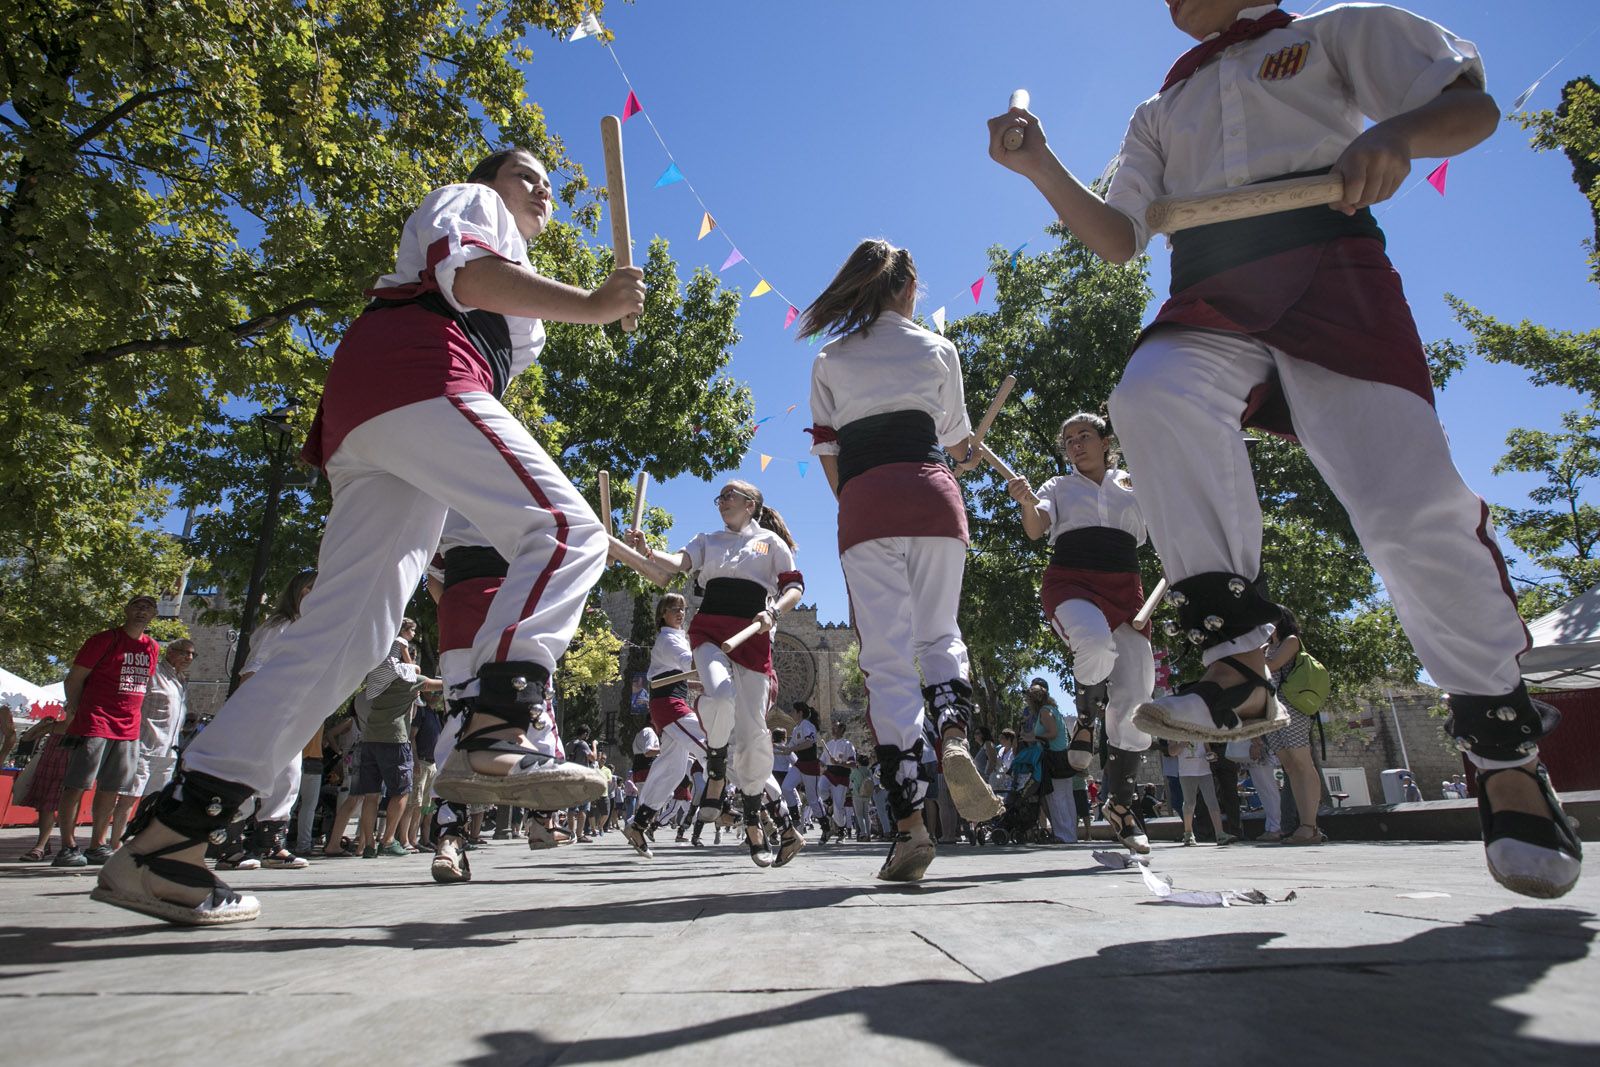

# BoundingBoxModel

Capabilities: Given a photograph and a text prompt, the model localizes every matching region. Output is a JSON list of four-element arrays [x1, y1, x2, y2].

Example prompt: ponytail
[[725, 478, 797, 552], [797, 238, 917, 340]]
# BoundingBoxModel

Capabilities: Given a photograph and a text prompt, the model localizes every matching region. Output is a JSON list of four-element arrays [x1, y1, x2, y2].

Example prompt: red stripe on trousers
[[447, 395, 571, 662], [668, 718, 708, 753], [1473, 498, 1533, 661]]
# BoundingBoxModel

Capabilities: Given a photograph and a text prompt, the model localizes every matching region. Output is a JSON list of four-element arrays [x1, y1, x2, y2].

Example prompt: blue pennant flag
[[654, 163, 685, 188]]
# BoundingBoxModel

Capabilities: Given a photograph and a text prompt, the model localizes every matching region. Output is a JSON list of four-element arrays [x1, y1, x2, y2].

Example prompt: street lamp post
[[228, 405, 299, 694]]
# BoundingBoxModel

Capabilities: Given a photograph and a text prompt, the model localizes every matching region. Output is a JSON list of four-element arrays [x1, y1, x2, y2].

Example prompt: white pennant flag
[[932, 306, 947, 334], [568, 11, 603, 42], [1511, 79, 1542, 112]]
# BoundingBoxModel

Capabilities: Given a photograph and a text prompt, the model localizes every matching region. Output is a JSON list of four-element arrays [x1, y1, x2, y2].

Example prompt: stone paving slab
[[1, 826, 1597, 1066]]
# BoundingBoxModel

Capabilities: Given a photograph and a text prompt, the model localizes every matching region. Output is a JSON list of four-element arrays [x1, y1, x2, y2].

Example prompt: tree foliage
[[1491, 408, 1600, 600]]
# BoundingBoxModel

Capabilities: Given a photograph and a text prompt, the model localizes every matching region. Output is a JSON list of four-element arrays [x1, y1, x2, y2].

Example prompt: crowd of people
[[11, 0, 1575, 930]]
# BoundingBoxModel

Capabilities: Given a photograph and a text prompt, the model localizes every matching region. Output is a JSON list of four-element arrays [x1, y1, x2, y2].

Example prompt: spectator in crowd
[[1263, 609, 1325, 846], [851, 751, 876, 840], [0, 701, 16, 768], [113, 639, 194, 836], [1402, 774, 1424, 803], [1174, 740, 1234, 846], [1242, 739, 1283, 842], [353, 629, 440, 856], [402, 691, 445, 850], [1137, 783, 1162, 822], [594, 749, 615, 834], [53, 595, 161, 867], [15, 716, 69, 861], [1028, 679, 1077, 844], [568, 725, 595, 842], [1159, 739, 1183, 817], [989, 728, 1016, 798], [1450, 774, 1469, 799], [1210, 742, 1242, 838]]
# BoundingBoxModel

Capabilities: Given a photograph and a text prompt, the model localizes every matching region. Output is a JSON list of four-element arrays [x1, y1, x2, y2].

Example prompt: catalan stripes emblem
[[1258, 41, 1311, 82]]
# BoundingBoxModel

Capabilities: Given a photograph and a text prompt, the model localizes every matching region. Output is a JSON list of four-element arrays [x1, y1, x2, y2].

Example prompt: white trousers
[[781, 766, 826, 821], [639, 715, 707, 814], [1049, 599, 1155, 752], [185, 392, 606, 793], [258, 758, 302, 822], [842, 536, 968, 755], [693, 644, 774, 796], [1108, 328, 1526, 694], [1044, 779, 1078, 843], [1247, 762, 1283, 833], [827, 780, 849, 828]]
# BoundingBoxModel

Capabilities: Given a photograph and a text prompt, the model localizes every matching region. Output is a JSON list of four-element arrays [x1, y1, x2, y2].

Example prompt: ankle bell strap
[[1161, 572, 1281, 650]]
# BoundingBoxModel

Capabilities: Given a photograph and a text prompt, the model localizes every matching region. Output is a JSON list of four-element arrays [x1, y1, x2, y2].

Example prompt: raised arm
[[453, 258, 645, 326]]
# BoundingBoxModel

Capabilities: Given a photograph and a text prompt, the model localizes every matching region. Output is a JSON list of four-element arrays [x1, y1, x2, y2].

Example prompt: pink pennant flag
[[784, 305, 798, 330], [760, 454, 773, 472], [1426, 159, 1449, 196], [622, 91, 642, 121], [970, 277, 985, 304], [719, 248, 744, 272]]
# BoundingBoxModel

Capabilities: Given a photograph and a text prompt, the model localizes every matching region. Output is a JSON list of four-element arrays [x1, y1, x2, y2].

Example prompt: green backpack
[[1280, 650, 1331, 717]]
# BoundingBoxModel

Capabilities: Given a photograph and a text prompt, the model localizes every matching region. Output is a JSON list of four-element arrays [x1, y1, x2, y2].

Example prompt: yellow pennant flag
[[698, 212, 716, 239], [760, 454, 773, 471], [751, 279, 772, 298]]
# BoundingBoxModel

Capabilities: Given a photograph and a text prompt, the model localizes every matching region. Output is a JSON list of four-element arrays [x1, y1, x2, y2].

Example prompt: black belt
[[442, 545, 509, 588], [699, 577, 766, 619], [365, 290, 516, 397], [1168, 168, 1385, 294], [1050, 528, 1139, 573], [835, 410, 945, 491], [794, 745, 818, 763], [649, 670, 689, 700], [630, 753, 655, 774]]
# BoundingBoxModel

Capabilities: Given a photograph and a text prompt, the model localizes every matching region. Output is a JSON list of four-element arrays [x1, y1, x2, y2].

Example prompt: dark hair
[[268, 570, 317, 625], [467, 148, 536, 184], [1275, 608, 1302, 641], [798, 239, 917, 340], [723, 479, 796, 551], [771, 727, 787, 743], [794, 701, 817, 723], [1058, 412, 1118, 469], [656, 593, 687, 629], [976, 725, 994, 745]]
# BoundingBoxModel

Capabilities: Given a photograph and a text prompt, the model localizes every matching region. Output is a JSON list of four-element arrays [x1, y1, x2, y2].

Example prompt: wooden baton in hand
[[600, 114, 639, 333]]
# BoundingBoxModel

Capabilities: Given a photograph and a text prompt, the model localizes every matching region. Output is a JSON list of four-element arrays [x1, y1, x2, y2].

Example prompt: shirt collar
[[727, 519, 762, 537], [1205, 4, 1282, 41]]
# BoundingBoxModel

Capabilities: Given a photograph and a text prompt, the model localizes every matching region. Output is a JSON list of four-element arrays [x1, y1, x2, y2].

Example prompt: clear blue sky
[[519, 1, 1598, 628]]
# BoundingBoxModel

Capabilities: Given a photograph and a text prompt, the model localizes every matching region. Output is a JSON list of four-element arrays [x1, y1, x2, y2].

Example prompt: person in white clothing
[[986, 2, 1579, 897], [819, 719, 856, 844], [624, 481, 806, 868], [803, 239, 1002, 883], [779, 703, 826, 831], [1003, 414, 1157, 854], [96, 148, 642, 926]]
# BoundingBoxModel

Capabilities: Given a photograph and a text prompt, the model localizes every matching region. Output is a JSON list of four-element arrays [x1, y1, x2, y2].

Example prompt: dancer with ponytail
[[803, 238, 1003, 882], [1003, 415, 1157, 853], [624, 482, 806, 868]]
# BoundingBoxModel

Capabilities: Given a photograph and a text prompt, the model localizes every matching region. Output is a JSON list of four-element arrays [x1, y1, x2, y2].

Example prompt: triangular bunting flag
[[1512, 80, 1541, 111], [719, 248, 744, 272], [622, 90, 642, 120], [784, 403, 797, 414], [751, 280, 772, 298], [797, 461, 809, 478], [567, 11, 602, 41], [698, 212, 716, 239], [970, 278, 985, 304], [1426, 159, 1449, 196], [760, 454, 773, 472], [654, 163, 685, 188], [784, 305, 798, 330], [1010, 242, 1029, 270], [932, 306, 946, 334]]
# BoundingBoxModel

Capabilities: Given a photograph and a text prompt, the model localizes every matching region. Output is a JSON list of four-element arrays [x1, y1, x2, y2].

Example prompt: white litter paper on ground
[[1138, 862, 1298, 907], [1092, 850, 1151, 870]]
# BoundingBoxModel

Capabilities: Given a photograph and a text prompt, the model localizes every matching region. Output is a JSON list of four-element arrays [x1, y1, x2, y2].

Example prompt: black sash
[[365, 290, 515, 397], [1050, 528, 1139, 573], [1169, 168, 1384, 295], [699, 577, 766, 619], [836, 410, 946, 491], [631, 752, 655, 774], [794, 743, 818, 763], [649, 670, 689, 700], [442, 545, 509, 588]]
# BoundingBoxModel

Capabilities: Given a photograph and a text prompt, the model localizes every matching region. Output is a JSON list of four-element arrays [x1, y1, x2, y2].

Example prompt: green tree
[[0, 0, 609, 667], [1491, 408, 1600, 604]]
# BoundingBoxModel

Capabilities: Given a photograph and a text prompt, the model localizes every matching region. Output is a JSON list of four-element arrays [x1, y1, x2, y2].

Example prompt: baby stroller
[[981, 778, 1048, 846]]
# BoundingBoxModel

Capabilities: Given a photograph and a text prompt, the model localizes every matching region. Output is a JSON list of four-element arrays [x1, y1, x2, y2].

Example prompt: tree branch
[[70, 86, 193, 149], [72, 297, 327, 370]]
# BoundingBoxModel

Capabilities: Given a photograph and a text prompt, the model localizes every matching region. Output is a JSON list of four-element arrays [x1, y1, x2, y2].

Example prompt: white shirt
[[139, 659, 188, 755], [1035, 468, 1147, 544], [243, 618, 292, 677], [632, 726, 659, 756], [808, 311, 972, 455], [648, 627, 693, 677], [1105, 3, 1484, 253], [789, 719, 819, 754], [680, 521, 802, 599], [376, 183, 547, 378], [823, 737, 856, 766]]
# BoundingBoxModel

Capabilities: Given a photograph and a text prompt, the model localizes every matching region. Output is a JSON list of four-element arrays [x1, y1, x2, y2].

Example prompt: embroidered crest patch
[[751, 541, 770, 555], [1258, 41, 1310, 82]]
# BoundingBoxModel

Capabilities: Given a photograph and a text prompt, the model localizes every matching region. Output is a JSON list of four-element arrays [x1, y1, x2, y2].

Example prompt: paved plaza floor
[[1, 824, 1596, 1066]]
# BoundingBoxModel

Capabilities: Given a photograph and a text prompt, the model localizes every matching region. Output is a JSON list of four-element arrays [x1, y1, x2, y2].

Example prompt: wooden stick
[[1145, 174, 1346, 236], [599, 114, 639, 333], [607, 534, 672, 587], [650, 668, 699, 690], [598, 470, 612, 535], [1133, 578, 1169, 630], [1001, 89, 1030, 151], [978, 443, 1039, 506], [720, 619, 766, 655], [631, 471, 649, 533], [972, 374, 1016, 449]]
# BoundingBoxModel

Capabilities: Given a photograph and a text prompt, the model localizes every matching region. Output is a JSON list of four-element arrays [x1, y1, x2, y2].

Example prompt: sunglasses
[[713, 489, 754, 505]]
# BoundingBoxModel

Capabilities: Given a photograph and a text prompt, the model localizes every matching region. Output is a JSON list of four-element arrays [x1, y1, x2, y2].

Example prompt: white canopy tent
[[0, 667, 46, 709], [1522, 583, 1600, 690]]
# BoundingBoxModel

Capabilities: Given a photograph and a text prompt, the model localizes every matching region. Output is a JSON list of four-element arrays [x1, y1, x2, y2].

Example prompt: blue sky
[[516, 1, 1599, 628]]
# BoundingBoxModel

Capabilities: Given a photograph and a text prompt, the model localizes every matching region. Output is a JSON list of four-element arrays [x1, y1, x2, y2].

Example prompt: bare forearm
[[1028, 155, 1139, 264], [453, 258, 605, 324], [1019, 502, 1049, 540], [1381, 82, 1499, 159], [819, 455, 840, 499], [773, 587, 803, 616]]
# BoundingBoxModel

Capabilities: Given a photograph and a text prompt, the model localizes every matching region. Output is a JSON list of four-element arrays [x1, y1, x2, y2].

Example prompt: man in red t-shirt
[[52, 595, 160, 868]]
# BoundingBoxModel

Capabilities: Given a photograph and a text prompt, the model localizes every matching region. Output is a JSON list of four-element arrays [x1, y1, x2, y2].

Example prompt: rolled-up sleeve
[[1320, 6, 1485, 121], [808, 356, 840, 456], [936, 340, 973, 448], [411, 184, 522, 314], [1103, 102, 1167, 257]]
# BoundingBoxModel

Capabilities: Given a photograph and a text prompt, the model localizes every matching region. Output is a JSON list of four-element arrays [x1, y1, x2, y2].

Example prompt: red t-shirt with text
[[68, 629, 160, 741]]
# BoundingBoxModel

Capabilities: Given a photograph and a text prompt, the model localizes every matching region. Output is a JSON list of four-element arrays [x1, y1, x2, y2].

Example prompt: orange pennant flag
[[698, 212, 716, 240], [760, 454, 773, 471]]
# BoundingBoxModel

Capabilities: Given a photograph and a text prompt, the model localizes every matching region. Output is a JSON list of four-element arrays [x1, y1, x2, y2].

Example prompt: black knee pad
[[631, 804, 659, 830], [704, 745, 729, 782], [923, 678, 974, 737], [1446, 683, 1559, 763], [472, 661, 552, 729], [740, 792, 765, 825], [1163, 573, 1281, 651]]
